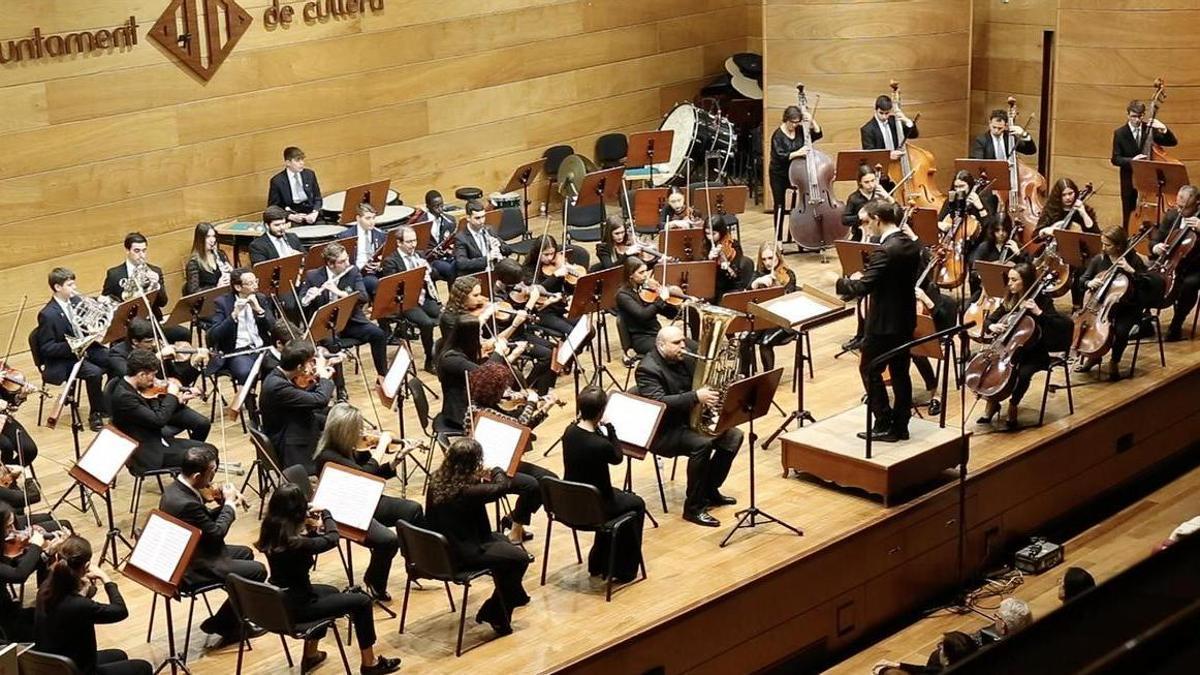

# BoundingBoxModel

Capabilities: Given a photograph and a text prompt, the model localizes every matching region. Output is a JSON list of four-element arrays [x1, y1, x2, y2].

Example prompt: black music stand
[[835, 149, 893, 182], [567, 266, 625, 391], [501, 158, 546, 229], [659, 226, 707, 262], [102, 293, 160, 346], [909, 206, 940, 244], [304, 235, 358, 271], [1131, 159, 1190, 230], [372, 268, 425, 321], [253, 253, 303, 298], [46, 359, 101, 526], [651, 260, 718, 301], [716, 368, 798, 547], [627, 130, 675, 190], [166, 286, 228, 344], [573, 167, 626, 245], [693, 185, 749, 239], [337, 180, 391, 225]]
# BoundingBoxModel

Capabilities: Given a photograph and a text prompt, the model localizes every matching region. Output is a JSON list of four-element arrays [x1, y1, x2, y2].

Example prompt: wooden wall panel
[[1051, 5, 1200, 224], [762, 0, 972, 208], [0, 0, 756, 344]]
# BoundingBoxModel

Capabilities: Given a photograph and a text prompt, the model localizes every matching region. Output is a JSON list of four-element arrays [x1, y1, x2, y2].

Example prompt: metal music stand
[[102, 293, 160, 345], [659, 226, 707, 262], [253, 253, 303, 298], [501, 158, 546, 229], [716, 368, 798, 547], [337, 180, 391, 225], [165, 285, 229, 344], [835, 149, 893, 182], [371, 268, 426, 322], [954, 159, 1011, 192], [1131, 159, 1190, 230], [57, 426, 139, 568], [694, 184, 749, 238], [627, 130, 675, 191], [304, 235, 358, 271], [566, 266, 625, 391], [123, 510, 201, 675], [1053, 230, 1103, 270]]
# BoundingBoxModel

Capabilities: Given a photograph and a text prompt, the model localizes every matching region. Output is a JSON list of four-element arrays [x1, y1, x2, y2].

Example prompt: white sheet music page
[[602, 392, 660, 449], [767, 294, 830, 324], [555, 314, 591, 367], [381, 345, 412, 399], [77, 428, 137, 485], [311, 465, 385, 532], [232, 352, 266, 411], [128, 514, 193, 583], [475, 415, 525, 471]]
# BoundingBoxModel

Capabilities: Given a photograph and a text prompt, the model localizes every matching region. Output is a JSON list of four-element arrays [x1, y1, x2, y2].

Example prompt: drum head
[[656, 103, 702, 187]]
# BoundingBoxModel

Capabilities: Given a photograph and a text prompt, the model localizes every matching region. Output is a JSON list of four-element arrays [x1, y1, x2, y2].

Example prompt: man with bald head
[[635, 324, 743, 527]]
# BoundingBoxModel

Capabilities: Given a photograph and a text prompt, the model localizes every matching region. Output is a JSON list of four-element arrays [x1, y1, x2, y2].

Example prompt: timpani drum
[[320, 188, 401, 220], [489, 191, 522, 209], [290, 224, 345, 246], [653, 103, 737, 187], [376, 204, 415, 229]]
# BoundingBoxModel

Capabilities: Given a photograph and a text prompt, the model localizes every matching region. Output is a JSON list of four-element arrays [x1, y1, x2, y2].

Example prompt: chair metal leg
[[669, 456, 678, 482], [1063, 363, 1074, 414], [444, 582, 455, 612], [606, 526, 618, 602], [129, 476, 142, 514], [398, 577, 412, 633], [280, 634, 293, 668], [1038, 368, 1052, 427], [235, 626, 246, 674], [540, 517, 553, 585], [455, 583, 470, 657], [571, 529, 582, 564], [330, 624, 352, 675]]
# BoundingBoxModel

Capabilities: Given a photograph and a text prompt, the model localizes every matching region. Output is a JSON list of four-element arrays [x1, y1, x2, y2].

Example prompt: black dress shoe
[[856, 429, 907, 443], [707, 492, 737, 507], [474, 604, 514, 636], [88, 413, 105, 432], [365, 583, 392, 603], [683, 510, 720, 527], [361, 655, 403, 675], [499, 516, 534, 542]]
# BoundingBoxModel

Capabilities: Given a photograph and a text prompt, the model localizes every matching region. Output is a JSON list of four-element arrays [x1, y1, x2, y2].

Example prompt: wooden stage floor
[[7, 210, 1200, 674]]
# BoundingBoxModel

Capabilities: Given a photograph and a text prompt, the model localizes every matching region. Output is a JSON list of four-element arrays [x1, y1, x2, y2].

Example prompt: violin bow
[[0, 295, 27, 381], [129, 272, 171, 380]]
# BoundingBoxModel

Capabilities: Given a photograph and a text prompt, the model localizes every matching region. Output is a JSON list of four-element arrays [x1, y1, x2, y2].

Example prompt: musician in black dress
[[835, 201, 922, 442], [33, 535, 153, 675], [978, 262, 1073, 430], [596, 215, 657, 270], [1076, 226, 1160, 381], [1037, 178, 1101, 308], [1, 502, 67, 642], [615, 258, 678, 358], [843, 165, 891, 242], [938, 170, 999, 262], [255, 484, 402, 675], [739, 242, 798, 376], [1151, 184, 1200, 342], [519, 235, 578, 338], [184, 222, 232, 295], [708, 217, 754, 298], [561, 387, 645, 582], [969, 109, 1036, 161], [769, 105, 823, 238], [660, 190, 702, 230], [425, 438, 531, 636], [1112, 99, 1178, 227], [967, 219, 1026, 304]]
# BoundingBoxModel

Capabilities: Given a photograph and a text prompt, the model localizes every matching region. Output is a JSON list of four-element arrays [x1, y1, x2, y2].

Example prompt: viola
[[787, 83, 846, 249], [200, 484, 248, 512], [888, 80, 946, 210], [3, 525, 50, 558], [964, 275, 1052, 401]]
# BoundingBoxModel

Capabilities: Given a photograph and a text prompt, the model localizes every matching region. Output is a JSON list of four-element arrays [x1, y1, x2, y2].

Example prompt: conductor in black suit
[[298, 242, 389, 375], [207, 269, 276, 384], [159, 447, 267, 647], [836, 200, 922, 442], [454, 200, 511, 274], [100, 232, 190, 343], [1112, 99, 1178, 227], [860, 94, 919, 157], [636, 325, 743, 528], [969, 109, 1037, 161], [35, 267, 111, 431], [267, 146, 322, 224]]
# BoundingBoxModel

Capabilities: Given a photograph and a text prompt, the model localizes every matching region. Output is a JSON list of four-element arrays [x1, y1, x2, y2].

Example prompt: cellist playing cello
[[1151, 185, 1200, 342]]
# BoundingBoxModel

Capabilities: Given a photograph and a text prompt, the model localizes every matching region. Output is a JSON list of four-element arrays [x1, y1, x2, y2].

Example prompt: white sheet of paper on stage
[[76, 427, 138, 486], [311, 463, 386, 533], [230, 351, 267, 412], [749, 286, 847, 331], [555, 314, 591, 367], [602, 391, 666, 457], [127, 511, 197, 585], [381, 344, 413, 399], [472, 411, 529, 476]]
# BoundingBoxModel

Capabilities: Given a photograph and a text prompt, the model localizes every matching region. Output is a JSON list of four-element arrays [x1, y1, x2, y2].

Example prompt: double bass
[[1070, 226, 1154, 361], [964, 272, 1052, 401], [788, 83, 845, 250], [887, 80, 945, 210], [1004, 97, 1047, 243], [1130, 78, 1183, 229]]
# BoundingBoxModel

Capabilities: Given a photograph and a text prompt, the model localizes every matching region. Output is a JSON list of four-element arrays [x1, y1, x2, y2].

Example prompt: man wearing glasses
[[380, 225, 442, 372]]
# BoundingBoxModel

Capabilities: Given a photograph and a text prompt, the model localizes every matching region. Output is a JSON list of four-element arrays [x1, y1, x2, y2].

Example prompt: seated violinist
[[338, 202, 388, 299], [314, 403, 424, 601], [740, 242, 798, 375], [1, 501, 69, 643], [615, 257, 680, 358], [976, 263, 1073, 430], [596, 215, 659, 270], [379, 224, 443, 372], [482, 261, 556, 395], [518, 235, 580, 338], [208, 269, 276, 385], [107, 349, 217, 473], [660, 190, 703, 230], [260, 340, 336, 473], [109, 319, 211, 442], [1076, 226, 1162, 381], [708, 217, 754, 297], [1151, 185, 1200, 342], [0, 379, 41, 471], [36, 267, 111, 431]]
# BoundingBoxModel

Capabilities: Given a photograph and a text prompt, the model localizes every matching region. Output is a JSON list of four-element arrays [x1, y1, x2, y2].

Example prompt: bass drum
[[654, 103, 736, 187]]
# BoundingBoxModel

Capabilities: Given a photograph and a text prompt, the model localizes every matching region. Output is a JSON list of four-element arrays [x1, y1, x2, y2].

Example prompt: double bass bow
[[888, 80, 945, 210], [787, 83, 845, 250]]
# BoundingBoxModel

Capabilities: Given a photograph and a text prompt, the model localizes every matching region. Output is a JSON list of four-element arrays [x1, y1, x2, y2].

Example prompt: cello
[[1032, 182, 1094, 297], [964, 271, 1052, 401], [888, 80, 945, 211], [1147, 206, 1199, 306], [1070, 226, 1154, 361], [1130, 78, 1183, 229], [788, 83, 845, 250], [936, 179, 991, 290], [1004, 97, 1047, 243]]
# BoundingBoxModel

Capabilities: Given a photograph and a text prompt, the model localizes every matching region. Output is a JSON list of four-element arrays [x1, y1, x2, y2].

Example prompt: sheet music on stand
[[748, 285, 849, 331], [124, 510, 200, 596], [379, 344, 413, 409], [555, 314, 591, 368], [229, 351, 267, 414], [75, 427, 138, 488], [602, 391, 666, 460], [311, 463, 386, 536], [471, 410, 530, 476]]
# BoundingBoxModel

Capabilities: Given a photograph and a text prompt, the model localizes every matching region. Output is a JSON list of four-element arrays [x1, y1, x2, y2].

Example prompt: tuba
[[685, 301, 742, 435], [66, 295, 116, 354], [120, 262, 161, 301]]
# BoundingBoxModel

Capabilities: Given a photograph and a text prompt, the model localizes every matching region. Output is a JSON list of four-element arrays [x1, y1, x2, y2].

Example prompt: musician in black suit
[[636, 325, 743, 527], [1112, 99, 1178, 227], [266, 146, 322, 224], [379, 224, 443, 371], [298, 242, 389, 375], [248, 206, 304, 265], [100, 232, 190, 343], [108, 320, 210, 442], [423, 190, 459, 285], [836, 200, 922, 442], [1151, 184, 1200, 342], [338, 202, 388, 298], [207, 268, 276, 384], [454, 199, 511, 274], [106, 349, 216, 473], [861, 94, 918, 195], [969, 109, 1036, 161], [259, 340, 336, 473], [36, 267, 110, 431], [159, 447, 267, 647], [842, 165, 893, 242]]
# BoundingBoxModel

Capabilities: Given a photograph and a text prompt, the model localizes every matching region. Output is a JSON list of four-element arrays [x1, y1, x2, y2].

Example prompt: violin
[[472, 299, 520, 323], [788, 82, 846, 250], [497, 390, 566, 429], [140, 377, 196, 400], [541, 252, 586, 286], [964, 273, 1052, 401], [3, 524, 52, 558], [638, 278, 692, 306], [888, 80, 945, 210], [0, 463, 21, 489], [0, 361, 48, 406], [200, 484, 248, 512], [509, 283, 564, 311], [304, 511, 326, 535], [709, 235, 740, 278]]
